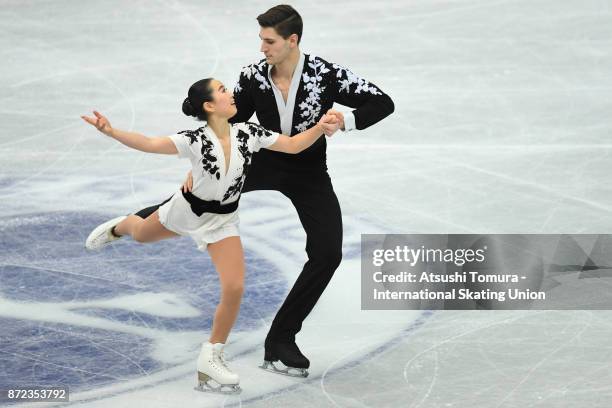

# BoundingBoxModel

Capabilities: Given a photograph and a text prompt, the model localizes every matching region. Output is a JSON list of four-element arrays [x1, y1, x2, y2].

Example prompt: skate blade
[[194, 372, 241, 395], [259, 360, 309, 378]]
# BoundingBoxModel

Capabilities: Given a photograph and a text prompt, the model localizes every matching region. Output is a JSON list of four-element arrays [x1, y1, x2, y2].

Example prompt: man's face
[[259, 27, 294, 65]]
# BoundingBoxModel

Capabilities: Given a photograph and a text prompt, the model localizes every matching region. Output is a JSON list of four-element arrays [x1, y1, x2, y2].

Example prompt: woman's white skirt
[[158, 192, 240, 250]]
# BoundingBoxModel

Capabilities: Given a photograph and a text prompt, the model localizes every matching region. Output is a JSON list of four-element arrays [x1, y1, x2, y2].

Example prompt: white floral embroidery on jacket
[[332, 64, 382, 96], [233, 82, 242, 94], [234, 61, 271, 94], [296, 55, 330, 132]]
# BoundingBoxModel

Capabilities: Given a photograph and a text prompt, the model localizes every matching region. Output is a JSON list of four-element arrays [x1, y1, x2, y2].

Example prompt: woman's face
[[204, 79, 237, 119]]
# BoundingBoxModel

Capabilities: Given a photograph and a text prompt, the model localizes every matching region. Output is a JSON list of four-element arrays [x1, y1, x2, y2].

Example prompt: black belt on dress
[[181, 190, 239, 216]]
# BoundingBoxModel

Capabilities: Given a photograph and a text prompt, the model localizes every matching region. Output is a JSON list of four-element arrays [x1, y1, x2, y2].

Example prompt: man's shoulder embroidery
[[235, 58, 271, 93], [331, 63, 382, 95]]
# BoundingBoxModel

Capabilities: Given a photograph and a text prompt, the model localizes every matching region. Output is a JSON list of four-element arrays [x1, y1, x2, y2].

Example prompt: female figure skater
[[81, 78, 337, 394]]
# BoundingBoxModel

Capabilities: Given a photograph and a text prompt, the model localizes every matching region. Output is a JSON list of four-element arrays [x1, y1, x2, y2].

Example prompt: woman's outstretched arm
[[81, 110, 178, 155]]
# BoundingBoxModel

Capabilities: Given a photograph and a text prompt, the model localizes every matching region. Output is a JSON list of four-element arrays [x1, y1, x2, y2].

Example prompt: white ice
[[1, 0, 612, 407]]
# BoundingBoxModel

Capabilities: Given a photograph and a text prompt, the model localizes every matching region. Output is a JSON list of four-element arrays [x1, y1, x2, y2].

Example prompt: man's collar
[[267, 52, 305, 79]]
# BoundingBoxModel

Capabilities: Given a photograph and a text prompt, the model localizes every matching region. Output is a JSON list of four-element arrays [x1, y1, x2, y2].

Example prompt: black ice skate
[[259, 342, 309, 377]]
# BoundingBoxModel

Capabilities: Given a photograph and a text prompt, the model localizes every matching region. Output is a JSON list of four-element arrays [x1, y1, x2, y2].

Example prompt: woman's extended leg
[[207, 236, 245, 344], [194, 236, 244, 392], [114, 211, 178, 243]]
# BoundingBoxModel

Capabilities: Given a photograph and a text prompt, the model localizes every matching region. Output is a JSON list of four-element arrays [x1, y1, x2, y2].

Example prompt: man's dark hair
[[257, 5, 303, 44]]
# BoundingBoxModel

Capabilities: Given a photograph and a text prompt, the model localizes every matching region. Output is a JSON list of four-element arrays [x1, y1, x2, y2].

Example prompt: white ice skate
[[195, 342, 241, 394], [85, 215, 126, 250]]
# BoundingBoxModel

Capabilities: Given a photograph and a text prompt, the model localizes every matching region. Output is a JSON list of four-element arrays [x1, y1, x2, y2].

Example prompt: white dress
[[158, 122, 279, 250]]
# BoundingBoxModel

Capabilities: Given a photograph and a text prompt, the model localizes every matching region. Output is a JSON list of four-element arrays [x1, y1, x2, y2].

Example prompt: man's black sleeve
[[331, 63, 394, 130], [229, 67, 256, 124]]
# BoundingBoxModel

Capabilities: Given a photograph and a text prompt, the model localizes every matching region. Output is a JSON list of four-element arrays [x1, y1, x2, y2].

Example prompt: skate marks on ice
[[303, 310, 612, 408], [0, 208, 286, 403], [398, 310, 611, 408], [250, 310, 612, 408], [0, 193, 415, 407]]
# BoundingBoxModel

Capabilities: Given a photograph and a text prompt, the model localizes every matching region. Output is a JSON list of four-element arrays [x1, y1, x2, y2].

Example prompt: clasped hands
[[182, 110, 344, 192], [318, 109, 344, 136]]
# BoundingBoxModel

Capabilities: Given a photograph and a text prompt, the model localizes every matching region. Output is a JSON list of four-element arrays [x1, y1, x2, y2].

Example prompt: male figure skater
[[88, 4, 394, 377]]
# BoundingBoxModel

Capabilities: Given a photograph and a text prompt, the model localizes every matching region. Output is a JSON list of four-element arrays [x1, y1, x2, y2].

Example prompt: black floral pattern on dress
[[177, 126, 204, 144], [236, 128, 253, 165], [222, 128, 251, 202], [223, 174, 244, 202], [245, 122, 276, 145], [177, 125, 221, 180]]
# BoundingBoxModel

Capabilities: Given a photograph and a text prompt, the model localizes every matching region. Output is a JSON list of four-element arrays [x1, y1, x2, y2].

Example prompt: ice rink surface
[[1, 0, 612, 406]]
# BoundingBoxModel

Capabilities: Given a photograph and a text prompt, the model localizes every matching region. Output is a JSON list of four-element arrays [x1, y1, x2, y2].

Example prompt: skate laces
[[209, 343, 230, 371], [215, 349, 229, 369]]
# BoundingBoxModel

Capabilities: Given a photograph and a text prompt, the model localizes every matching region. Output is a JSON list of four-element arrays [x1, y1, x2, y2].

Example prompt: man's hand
[[317, 114, 339, 137], [182, 170, 193, 192], [81, 111, 113, 136], [320, 109, 345, 136]]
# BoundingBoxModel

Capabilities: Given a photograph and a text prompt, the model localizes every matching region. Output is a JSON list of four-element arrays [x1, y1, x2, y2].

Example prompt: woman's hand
[[318, 113, 339, 137], [326, 109, 345, 130], [80, 112, 178, 155], [182, 170, 193, 192], [81, 111, 113, 136]]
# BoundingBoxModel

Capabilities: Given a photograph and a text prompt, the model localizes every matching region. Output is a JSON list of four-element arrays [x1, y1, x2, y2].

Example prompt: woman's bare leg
[[114, 211, 177, 243], [207, 236, 245, 344]]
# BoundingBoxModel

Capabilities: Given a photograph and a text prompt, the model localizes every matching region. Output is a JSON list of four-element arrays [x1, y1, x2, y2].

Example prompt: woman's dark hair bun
[[182, 97, 196, 117], [182, 78, 213, 121]]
